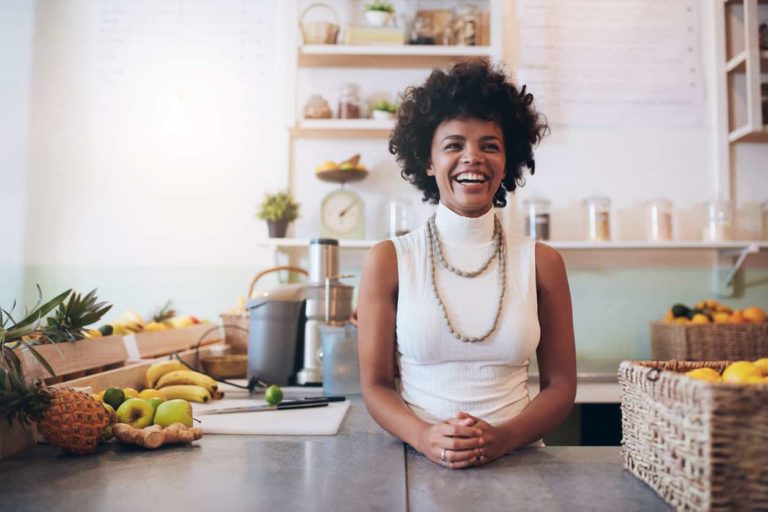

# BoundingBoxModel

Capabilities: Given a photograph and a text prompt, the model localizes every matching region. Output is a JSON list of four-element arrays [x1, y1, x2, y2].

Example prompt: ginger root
[[112, 423, 203, 449]]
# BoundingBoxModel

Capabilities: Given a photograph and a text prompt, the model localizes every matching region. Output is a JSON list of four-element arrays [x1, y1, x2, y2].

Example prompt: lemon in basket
[[753, 358, 768, 376], [722, 361, 762, 384], [685, 368, 721, 382]]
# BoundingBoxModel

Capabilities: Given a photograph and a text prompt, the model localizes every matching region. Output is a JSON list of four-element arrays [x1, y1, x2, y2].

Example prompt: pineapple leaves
[[17, 339, 56, 378], [44, 289, 113, 343], [7, 289, 72, 334]]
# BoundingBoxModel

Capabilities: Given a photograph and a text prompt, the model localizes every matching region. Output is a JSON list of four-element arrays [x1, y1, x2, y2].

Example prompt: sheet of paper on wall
[[515, 0, 704, 127]]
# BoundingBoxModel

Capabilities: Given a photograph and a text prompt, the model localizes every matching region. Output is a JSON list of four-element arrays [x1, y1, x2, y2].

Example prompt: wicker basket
[[219, 266, 308, 353], [299, 3, 339, 44], [619, 360, 768, 511], [651, 321, 768, 361]]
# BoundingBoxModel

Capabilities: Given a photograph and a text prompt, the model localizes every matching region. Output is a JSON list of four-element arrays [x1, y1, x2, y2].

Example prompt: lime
[[264, 384, 283, 406], [103, 387, 126, 409]]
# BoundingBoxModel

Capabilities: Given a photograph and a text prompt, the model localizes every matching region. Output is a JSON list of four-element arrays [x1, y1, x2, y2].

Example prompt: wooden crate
[[126, 324, 223, 359], [20, 335, 129, 384]]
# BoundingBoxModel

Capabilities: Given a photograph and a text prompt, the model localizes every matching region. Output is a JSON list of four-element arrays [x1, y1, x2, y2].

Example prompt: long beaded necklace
[[426, 213, 506, 343]]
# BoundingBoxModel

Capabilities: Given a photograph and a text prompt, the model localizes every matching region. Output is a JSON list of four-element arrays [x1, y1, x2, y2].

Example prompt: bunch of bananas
[[145, 360, 221, 403]]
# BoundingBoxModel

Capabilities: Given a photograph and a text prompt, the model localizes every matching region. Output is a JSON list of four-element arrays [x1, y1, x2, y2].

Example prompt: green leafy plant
[[365, 1, 394, 13], [256, 191, 300, 223], [371, 100, 397, 113]]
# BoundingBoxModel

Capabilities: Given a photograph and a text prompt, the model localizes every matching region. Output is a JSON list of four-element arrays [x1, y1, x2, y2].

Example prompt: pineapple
[[43, 289, 112, 343], [1, 289, 110, 455], [150, 300, 176, 324]]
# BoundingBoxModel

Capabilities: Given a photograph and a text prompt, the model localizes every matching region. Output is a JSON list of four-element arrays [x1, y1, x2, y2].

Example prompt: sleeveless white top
[[391, 203, 540, 426]]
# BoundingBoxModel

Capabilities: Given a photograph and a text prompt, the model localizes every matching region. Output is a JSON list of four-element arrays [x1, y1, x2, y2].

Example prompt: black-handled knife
[[197, 397, 345, 416]]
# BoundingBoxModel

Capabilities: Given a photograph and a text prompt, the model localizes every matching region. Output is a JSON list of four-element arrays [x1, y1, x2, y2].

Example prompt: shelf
[[726, 50, 746, 72], [260, 238, 768, 251], [291, 119, 395, 138], [729, 124, 768, 142], [298, 44, 494, 67]]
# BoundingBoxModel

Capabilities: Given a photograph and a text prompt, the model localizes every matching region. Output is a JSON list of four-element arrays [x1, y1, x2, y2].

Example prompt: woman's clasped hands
[[418, 412, 504, 469]]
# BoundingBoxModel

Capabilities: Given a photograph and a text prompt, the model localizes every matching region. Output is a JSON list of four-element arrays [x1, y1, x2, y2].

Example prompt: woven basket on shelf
[[650, 321, 768, 361], [619, 360, 768, 512], [219, 266, 308, 353], [299, 3, 339, 44]]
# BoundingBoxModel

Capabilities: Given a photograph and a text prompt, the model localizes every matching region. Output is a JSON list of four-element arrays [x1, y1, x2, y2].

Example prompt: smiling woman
[[357, 60, 576, 470]]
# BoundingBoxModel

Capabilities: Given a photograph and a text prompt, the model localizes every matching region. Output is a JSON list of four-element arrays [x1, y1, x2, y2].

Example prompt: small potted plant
[[365, 2, 395, 27], [256, 191, 300, 238], [370, 99, 397, 120]]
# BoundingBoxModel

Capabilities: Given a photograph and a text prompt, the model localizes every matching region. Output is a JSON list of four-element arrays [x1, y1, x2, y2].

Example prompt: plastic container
[[522, 196, 551, 240], [644, 198, 673, 241], [320, 323, 360, 395], [702, 200, 732, 241], [583, 196, 611, 241]]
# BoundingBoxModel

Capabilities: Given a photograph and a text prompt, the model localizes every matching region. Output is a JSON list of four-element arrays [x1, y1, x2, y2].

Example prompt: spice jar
[[702, 200, 732, 241], [304, 94, 332, 119], [583, 196, 611, 241], [337, 83, 362, 119], [522, 196, 551, 240], [644, 198, 673, 241]]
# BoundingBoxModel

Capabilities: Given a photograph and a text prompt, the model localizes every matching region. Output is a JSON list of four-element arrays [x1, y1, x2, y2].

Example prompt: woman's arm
[[358, 241, 483, 468], [456, 242, 576, 461]]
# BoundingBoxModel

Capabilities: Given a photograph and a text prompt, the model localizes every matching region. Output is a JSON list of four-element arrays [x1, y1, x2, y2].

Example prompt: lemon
[[722, 361, 763, 384], [712, 312, 730, 324], [685, 368, 721, 383], [139, 389, 168, 400], [123, 387, 140, 399], [753, 358, 768, 376], [690, 314, 710, 324], [265, 384, 283, 406]]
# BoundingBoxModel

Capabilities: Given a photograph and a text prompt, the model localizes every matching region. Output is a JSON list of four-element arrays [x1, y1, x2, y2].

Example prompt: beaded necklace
[[426, 213, 506, 343]]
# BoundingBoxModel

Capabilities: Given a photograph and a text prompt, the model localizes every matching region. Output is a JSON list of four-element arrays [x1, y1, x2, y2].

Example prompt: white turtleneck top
[[391, 203, 540, 426]]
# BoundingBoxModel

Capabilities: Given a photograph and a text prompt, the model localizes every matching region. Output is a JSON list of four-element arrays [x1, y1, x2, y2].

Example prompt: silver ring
[[441, 448, 448, 464], [478, 448, 485, 462]]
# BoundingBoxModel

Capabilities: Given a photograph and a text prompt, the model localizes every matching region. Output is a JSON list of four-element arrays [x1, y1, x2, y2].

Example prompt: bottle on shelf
[[702, 200, 732, 242], [644, 198, 674, 242], [583, 196, 611, 242], [522, 196, 551, 241]]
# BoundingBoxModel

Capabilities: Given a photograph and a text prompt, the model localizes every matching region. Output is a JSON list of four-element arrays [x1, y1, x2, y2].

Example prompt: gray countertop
[[0, 399, 671, 512]]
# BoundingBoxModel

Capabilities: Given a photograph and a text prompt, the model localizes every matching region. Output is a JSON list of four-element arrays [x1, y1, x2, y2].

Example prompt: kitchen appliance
[[246, 239, 353, 386]]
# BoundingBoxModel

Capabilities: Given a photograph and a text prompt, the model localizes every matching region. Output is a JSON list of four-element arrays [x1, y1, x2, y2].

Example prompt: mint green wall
[[11, 251, 768, 363]]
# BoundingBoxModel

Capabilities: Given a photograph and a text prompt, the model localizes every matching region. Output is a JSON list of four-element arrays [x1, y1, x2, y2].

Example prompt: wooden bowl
[[201, 354, 248, 378]]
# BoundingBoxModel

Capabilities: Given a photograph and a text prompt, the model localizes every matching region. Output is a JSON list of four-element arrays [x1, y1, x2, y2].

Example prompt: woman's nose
[[461, 144, 481, 164]]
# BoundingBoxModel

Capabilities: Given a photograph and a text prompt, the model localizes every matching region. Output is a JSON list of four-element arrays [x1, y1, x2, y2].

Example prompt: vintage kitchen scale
[[315, 154, 368, 240]]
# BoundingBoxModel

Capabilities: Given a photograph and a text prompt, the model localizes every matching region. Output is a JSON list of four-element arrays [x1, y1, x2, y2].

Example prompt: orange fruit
[[712, 312, 730, 324], [690, 314, 710, 324], [728, 311, 745, 324], [742, 306, 767, 323], [663, 309, 674, 322]]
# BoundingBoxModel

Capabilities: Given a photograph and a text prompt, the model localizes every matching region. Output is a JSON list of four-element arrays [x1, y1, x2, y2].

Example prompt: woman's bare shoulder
[[534, 241, 566, 286], [362, 240, 398, 288]]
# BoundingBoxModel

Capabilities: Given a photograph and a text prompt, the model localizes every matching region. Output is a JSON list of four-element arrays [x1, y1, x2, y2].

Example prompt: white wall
[[0, 1, 34, 308]]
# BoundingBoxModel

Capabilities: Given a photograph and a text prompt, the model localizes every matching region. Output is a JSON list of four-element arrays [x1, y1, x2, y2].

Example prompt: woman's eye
[[483, 144, 500, 151], [444, 143, 462, 150]]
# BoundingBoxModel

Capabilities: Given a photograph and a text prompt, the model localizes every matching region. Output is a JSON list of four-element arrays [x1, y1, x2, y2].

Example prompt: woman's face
[[427, 116, 506, 218]]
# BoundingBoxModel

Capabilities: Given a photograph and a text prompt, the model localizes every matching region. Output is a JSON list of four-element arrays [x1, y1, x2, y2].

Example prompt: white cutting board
[[192, 384, 351, 435]]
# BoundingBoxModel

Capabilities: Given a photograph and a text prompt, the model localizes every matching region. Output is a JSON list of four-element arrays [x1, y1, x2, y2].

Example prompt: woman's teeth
[[455, 172, 487, 184]]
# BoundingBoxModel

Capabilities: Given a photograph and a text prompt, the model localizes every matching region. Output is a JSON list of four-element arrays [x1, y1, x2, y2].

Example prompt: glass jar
[[583, 196, 611, 241], [410, 14, 436, 45], [702, 200, 732, 241], [454, 4, 478, 46], [337, 83, 362, 119], [762, 201, 768, 240], [304, 94, 332, 119], [644, 198, 673, 241], [386, 197, 411, 238], [522, 196, 551, 240]]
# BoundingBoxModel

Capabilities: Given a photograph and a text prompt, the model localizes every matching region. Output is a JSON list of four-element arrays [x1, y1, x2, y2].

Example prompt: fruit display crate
[[125, 324, 223, 360], [19, 335, 129, 385], [619, 360, 768, 512], [650, 321, 768, 361]]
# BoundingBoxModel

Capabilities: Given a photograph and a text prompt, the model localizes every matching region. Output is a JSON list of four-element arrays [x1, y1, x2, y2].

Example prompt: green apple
[[145, 397, 164, 411], [116, 398, 155, 428], [153, 399, 193, 428]]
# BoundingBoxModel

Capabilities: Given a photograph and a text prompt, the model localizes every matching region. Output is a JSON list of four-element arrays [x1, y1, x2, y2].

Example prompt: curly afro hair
[[389, 60, 549, 208]]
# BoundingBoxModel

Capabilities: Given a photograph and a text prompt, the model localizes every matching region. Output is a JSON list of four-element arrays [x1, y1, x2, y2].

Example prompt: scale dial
[[320, 189, 365, 239]]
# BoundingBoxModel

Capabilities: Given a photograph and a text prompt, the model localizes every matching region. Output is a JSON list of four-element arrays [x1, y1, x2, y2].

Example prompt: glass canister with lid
[[583, 196, 611, 241], [702, 199, 732, 241], [337, 83, 362, 119], [522, 196, 551, 240], [644, 198, 673, 241]]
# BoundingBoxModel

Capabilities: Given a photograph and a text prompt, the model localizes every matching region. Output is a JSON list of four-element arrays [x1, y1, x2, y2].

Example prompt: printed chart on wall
[[516, 0, 704, 127]]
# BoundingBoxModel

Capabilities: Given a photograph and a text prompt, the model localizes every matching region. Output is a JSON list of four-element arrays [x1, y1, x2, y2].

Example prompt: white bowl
[[365, 10, 392, 27]]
